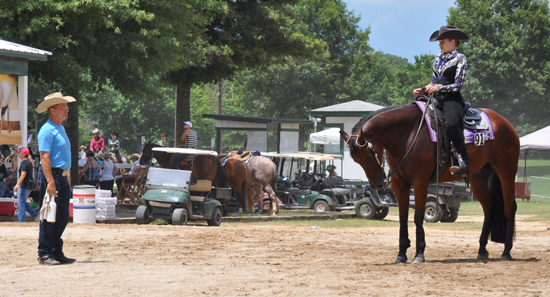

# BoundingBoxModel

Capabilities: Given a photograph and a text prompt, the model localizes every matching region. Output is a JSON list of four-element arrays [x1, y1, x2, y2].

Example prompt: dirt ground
[[1, 214, 549, 297]]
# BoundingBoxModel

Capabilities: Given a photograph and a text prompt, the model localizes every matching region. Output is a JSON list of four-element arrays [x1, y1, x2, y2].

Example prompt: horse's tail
[[244, 164, 254, 212], [214, 157, 227, 187], [488, 173, 515, 243]]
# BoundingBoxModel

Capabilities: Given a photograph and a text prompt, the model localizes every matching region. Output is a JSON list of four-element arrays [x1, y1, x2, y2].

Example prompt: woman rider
[[413, 25, 469, 177]]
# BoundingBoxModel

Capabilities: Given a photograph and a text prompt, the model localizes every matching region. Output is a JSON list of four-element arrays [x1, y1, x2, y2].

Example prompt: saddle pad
[[413, 101, 495, 144]]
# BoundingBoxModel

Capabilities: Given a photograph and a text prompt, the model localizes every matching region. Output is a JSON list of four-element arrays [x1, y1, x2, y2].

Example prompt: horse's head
[[340, 130, 387, 189], [140, 142, 154, 164]]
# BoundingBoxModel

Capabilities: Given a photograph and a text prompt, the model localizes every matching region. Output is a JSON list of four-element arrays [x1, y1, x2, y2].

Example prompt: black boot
[[450, 142, 468, 177]]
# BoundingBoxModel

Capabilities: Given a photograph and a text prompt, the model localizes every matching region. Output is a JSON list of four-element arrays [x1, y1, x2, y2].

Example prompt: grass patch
[[224, 197, 550, 232], [150, 218, 169, 225]]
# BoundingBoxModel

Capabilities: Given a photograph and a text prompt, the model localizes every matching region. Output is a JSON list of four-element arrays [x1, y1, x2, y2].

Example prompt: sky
[[343, 0, 457, 62]]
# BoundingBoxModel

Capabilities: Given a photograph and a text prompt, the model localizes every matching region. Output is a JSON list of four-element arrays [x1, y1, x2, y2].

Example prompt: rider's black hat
[[429, 25, 469, 42]]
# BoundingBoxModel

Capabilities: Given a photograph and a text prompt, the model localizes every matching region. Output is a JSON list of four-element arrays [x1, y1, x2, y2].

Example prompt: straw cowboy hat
[[37, 92, 76, 114], [92, 128, 102, 134], [429, 25, 469, 42]]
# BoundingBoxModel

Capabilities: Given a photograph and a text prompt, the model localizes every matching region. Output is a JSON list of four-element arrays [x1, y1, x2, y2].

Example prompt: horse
[[341, 104, 520, 263], [229, 153, 278, 216], [140, 142, 226, 189], [218, 156, 254, 214]]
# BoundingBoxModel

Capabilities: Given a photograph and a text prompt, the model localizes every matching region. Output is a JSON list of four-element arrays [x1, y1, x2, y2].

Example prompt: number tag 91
[[474, 133, 485, 146]]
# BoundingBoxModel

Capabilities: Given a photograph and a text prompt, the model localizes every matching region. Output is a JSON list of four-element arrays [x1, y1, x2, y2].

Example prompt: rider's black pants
[[440, 99, 468, 162]]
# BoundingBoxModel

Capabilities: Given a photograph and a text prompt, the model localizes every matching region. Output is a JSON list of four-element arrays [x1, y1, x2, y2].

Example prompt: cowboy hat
[[92, 128, 102, 134], [79, 145, 86, 150], [429, 25, 469, 42], [161, 132, 168, 137], [37, 92, 76, 114], [111, 131, 119, 137]]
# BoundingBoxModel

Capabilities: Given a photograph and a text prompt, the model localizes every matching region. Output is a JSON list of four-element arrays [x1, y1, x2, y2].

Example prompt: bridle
[[346, 133, 387, 181], [347, 93, 434, 190]]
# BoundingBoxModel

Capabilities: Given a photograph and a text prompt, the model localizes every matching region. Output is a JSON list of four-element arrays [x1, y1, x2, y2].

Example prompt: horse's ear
[[339, 131, 349, 142]]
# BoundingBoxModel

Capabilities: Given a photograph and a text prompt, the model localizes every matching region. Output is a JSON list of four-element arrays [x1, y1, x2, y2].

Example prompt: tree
[[164, 0, 321, 144], [448, 0, 550, 135], [0, 0, 208, 182], [228, 0, 372, 119]]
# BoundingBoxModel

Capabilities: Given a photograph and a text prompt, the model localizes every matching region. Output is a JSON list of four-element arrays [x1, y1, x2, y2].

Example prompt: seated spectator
[[115, 154, 141, 198]]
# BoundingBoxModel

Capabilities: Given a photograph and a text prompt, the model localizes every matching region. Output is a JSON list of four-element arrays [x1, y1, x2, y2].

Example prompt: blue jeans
[[18, 187, 38, 222], [37, 168, 71, 258]]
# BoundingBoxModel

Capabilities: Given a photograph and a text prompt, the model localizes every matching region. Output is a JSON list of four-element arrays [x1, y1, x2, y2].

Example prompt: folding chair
[[117, 167, 148, 204]]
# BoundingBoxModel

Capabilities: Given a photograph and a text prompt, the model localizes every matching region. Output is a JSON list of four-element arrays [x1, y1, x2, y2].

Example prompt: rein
[[382, 94, 434, 188]]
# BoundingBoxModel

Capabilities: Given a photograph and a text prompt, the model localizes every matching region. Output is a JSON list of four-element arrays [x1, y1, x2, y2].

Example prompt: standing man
[[36, 92, 76, 265]]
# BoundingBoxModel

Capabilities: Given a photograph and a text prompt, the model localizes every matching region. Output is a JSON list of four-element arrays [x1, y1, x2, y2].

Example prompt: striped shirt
[[185, 129, 198, 149]]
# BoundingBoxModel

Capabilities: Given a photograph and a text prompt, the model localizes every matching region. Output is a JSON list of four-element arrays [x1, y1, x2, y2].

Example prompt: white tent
[[309, 128, 341, 148], [520, 125, 550, 151], [518, 125, 550, 182]]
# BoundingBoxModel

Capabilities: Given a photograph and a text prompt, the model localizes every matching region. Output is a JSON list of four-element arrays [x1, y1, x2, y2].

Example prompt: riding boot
[[450, 141, 468, 177], [449, 126, 468, 177]]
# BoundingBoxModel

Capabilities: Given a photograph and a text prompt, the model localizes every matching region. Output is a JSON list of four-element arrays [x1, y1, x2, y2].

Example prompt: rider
[[90, 128, 105, 152], [413, 25, 469, 177], [173, 121, 197, 169], [108, 132, 122, 162]]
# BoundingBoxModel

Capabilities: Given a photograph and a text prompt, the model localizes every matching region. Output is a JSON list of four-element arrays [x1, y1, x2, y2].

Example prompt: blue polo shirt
[[37, 120, 71, 170]]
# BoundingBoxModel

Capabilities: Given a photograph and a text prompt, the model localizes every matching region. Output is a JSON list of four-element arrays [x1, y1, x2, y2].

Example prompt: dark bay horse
[[218, 156, 254, 214], [341, 104, 519, 263], [140, 143, 226, 188]]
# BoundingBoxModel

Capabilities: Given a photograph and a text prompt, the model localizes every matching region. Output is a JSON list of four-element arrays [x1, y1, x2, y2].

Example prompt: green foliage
[[81, 78, 176, 154], [448, 0, 550, 134], [228, 0, 373, 119]]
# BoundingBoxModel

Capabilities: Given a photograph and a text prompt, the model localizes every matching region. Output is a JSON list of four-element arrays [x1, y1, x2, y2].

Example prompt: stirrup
[[450, 163, 467, 177]]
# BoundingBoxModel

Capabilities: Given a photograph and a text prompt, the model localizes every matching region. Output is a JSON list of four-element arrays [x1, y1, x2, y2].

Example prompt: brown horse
[[227, 152, 279, 215], [219, 156, 254, 214], [341, 104, 519, 263], [140, 142, 226, 188]]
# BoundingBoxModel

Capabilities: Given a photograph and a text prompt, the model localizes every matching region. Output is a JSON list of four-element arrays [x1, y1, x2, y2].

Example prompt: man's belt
[[51, 168, 69, 176]]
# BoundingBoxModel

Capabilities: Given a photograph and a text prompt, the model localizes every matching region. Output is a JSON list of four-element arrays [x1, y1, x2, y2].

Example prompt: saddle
[[227, 151, 254, 166], [413, 98, 494, 182], [171, 153, 195, 169]]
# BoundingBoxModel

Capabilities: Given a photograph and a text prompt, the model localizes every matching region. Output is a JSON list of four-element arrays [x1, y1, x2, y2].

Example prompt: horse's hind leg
[[264, 184, 278, 216], [469, 164, 494, 259]]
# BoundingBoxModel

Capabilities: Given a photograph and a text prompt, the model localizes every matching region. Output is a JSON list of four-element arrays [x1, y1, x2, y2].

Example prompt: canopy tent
[[519, 125, 550, 182], [309, 128, 343, 175]]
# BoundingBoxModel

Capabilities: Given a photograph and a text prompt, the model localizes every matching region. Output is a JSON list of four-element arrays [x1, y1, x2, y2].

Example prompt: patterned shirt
[[429, 49, 467, 93]]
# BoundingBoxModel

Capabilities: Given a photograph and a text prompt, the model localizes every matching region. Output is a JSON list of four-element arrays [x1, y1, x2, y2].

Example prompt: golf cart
[[136, 147, 231, 226], [265, 152, 355, 212]]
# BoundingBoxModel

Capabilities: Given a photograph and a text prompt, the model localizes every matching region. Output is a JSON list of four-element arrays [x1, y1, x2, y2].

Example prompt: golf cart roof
[[152, 147, 218, 156], [284, 152, 342, 161]]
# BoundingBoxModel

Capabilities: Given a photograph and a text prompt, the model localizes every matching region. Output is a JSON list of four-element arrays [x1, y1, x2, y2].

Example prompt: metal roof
[[0, 39, 52, 61], [202, 114, 311, 125], [310, 100, 384, 113]]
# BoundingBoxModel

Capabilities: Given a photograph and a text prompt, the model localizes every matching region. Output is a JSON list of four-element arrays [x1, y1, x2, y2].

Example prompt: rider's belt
[[51, 167, 69, 177]]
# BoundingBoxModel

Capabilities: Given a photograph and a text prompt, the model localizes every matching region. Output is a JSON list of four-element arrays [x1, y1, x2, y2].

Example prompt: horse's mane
[[352, 105, 405, 134]]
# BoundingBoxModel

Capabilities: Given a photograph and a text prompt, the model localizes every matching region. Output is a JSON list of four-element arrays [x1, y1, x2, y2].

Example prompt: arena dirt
[[1, 214, 549, 296]]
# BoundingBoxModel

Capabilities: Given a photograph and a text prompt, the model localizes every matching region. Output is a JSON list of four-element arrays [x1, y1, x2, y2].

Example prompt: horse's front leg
[[392, 177, 411, 264], [411, 185, 428, 263]]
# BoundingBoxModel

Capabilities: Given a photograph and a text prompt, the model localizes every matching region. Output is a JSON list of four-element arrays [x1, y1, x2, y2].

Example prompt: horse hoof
[[394, 255, 407, 264], [477, 252, 489, 260], [411, 255, 425, 263], [501, 254, 513, 261]]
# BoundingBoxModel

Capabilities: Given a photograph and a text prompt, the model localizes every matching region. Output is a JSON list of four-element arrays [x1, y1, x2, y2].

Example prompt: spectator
[[13, 147, 39, 222], [159, 132, 169, 147], [82, 150, 99, 187], [115, 154, 141, 198], [99, 152, 118, 197], [326, 165, 338, 178]]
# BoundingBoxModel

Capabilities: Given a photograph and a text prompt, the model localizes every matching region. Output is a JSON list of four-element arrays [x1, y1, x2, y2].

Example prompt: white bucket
[[73, 185, 96, 223]]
